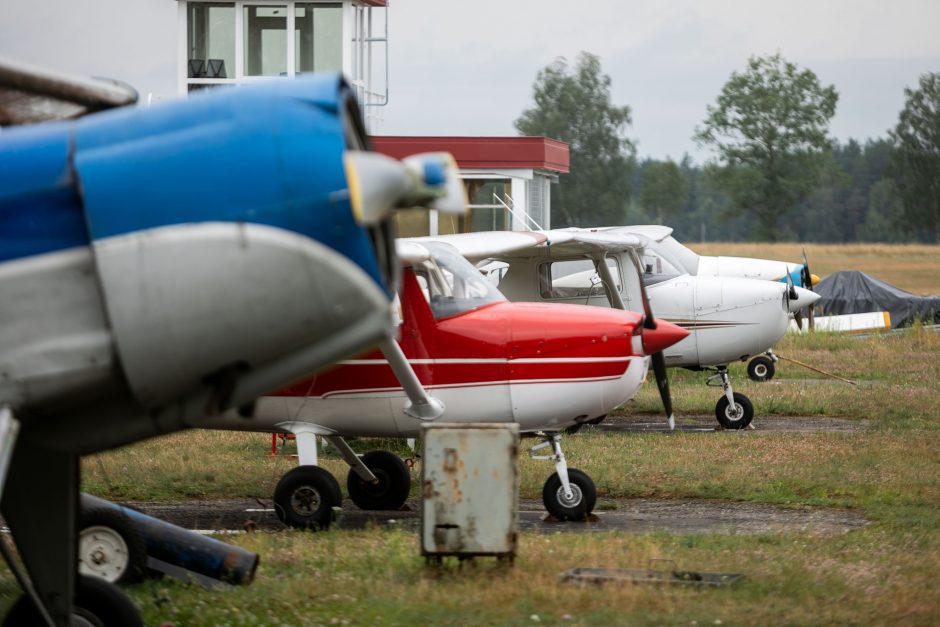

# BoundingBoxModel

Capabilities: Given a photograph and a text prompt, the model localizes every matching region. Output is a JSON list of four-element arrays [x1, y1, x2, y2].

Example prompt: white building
[[177, 0, 388, 130], [174, 0, 569, 236]]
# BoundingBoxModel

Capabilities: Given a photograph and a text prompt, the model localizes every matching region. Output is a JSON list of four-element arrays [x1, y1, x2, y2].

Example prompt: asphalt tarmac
[[127, 497, 868, 536]]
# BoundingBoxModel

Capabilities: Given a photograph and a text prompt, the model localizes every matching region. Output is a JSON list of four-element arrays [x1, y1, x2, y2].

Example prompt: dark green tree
[[889, 72, 940, 242], [858, 178, 906, 242], [694, 53, 838, 241], [639, 159, 687, 224], [515, 52, 634, 227]]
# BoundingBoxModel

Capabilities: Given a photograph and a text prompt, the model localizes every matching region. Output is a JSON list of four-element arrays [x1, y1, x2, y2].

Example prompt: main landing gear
[[529, 433, 597, 521], [272, 429, 412, 530], [706, 366, 754, 430], [747, 352, 777, 382]]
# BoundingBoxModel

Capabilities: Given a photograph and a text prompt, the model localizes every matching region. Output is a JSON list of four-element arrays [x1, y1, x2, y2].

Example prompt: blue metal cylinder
[[81, 493, 259, 585]]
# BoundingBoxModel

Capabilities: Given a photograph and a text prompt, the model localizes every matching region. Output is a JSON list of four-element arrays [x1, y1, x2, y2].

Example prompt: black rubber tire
[[78, 507, 148, 585], [542, 468, 597, 521], [715, 392, 754, 429], [747, 356, 776, 382], [3, 575, 143, 626], [273, 465, 341, 530], [347, 450, 411, 511]]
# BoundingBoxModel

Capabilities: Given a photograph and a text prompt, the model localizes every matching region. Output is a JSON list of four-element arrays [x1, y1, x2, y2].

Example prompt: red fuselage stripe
[[274, 359, 633, 398]]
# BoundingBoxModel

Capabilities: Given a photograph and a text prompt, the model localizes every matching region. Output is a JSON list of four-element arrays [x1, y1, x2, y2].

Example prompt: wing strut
[[378, 339, 445, 421]]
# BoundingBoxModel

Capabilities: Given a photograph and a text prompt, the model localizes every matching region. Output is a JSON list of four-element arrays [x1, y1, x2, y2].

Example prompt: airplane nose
[[642, 319, 690, 355], [788, 286, 821, 313]]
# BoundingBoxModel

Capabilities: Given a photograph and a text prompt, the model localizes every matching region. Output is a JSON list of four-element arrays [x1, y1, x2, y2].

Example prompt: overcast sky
[[3, 0, 938, 163]]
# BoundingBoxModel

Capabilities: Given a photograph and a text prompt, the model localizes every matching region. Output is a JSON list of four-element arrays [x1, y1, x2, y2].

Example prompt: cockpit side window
[[538, 258, 622, 300]]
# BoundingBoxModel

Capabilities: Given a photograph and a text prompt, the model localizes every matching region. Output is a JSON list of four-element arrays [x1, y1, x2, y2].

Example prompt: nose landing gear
[[707, 366, 754, 429], [529, 433, 597, 521]]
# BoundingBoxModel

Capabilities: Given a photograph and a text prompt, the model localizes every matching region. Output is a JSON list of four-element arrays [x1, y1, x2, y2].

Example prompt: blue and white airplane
[[0, 58, 463, 626]]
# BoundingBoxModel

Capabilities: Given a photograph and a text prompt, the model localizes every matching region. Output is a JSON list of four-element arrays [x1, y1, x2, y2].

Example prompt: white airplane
[[0, 59, 464, 626], [614, 225, 822, 381], [203, 235, 689, 527], [439, 228, 820, 429]]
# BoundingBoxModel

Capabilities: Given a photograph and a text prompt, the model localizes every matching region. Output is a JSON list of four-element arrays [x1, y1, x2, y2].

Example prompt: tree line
[[516, 52, 940, 243]]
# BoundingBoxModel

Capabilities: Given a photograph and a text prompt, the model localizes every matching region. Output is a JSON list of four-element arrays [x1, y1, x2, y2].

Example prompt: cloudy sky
[[3, 0, 938, 163]]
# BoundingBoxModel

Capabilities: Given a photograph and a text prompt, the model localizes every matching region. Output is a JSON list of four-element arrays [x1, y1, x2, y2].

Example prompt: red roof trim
[[372, 136, 570, 174], [360, 1, 387, 6]]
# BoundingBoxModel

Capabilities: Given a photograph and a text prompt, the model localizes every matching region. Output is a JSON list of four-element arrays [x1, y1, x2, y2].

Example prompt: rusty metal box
[[421, 423, 519, 559]]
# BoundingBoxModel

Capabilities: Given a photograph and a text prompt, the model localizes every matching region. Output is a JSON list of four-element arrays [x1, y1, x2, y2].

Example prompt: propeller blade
[[801, 247, 818, 290], [627, 249, 688, 428], [801, 247, 819, 330], [344, 151, 411, 225], [343, 151, 468, 226], [627, 251, 657, 329], [651, 351, 675, 431], [402, 152, 468, 215]]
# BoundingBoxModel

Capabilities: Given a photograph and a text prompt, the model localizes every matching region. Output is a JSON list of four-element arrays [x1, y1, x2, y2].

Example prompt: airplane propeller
[[800, 247, 819, 330], [784, 273, 795, 311], [627, 251, 680, 430], [343, 151, 468, 226]]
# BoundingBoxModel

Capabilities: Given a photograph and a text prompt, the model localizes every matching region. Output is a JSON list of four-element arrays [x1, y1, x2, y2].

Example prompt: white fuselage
[[495, 251, 794, 368], [203, 354, 650, 437], [695, 255, 798, 283]]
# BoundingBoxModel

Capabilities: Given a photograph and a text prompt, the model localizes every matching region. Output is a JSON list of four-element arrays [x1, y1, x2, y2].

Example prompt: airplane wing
[[0, 57, 138, 127], [396, 240, 433, 264], [412, 229, 646, 262], [478, 228, 643, 259], [608, 224, 674, 243], [409, 230, 558, 262]]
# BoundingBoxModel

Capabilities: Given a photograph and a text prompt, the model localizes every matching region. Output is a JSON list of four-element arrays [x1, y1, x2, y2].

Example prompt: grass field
[[2, 244, 940, 625], [690, 242, 940, 295]]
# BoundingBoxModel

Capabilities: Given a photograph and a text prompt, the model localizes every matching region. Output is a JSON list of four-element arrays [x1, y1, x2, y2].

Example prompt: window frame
[[536, 256, 624, 302], [182, 0, 347, 92]]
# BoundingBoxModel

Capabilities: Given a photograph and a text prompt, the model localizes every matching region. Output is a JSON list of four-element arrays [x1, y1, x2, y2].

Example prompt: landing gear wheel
[[542, 468, 597, 521], [78, 508, 147, 585], [3, 575, 143, 626], [715, 392, 754, 429], [747, 356, 776, 382], [347, 450, 411, 511], [273, 465, 342, 530]]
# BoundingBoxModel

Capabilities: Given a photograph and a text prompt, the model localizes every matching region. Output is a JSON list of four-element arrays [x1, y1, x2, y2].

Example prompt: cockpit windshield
[[655, 236, 701, 275], [414, 242, 506, 319]]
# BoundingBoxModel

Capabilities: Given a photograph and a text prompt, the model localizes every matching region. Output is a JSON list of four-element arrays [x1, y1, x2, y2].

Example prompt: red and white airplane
[[205, 237, 688, 528]]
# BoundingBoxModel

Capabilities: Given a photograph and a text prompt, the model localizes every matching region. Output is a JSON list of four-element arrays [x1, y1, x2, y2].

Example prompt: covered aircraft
[[0, 58, 462, 626], [203, 238, 688, 526], [814, 271, 940, 328]]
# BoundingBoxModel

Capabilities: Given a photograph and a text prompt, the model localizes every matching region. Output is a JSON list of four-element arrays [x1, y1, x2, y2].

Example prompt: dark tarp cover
[[814, 271, 940, 328]]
